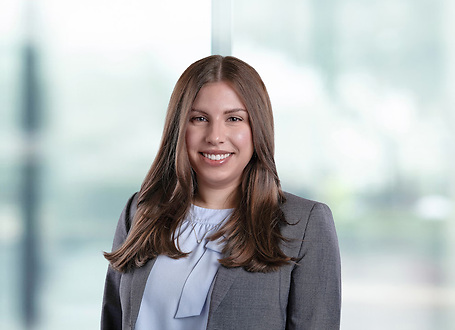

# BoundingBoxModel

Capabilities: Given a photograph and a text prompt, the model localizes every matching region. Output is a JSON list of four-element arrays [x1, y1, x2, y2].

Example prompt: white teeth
[[203, 153, 231, 161]]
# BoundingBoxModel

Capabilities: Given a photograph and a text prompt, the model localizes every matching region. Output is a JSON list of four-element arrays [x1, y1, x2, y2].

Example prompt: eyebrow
[[190, 108, 248, 115]]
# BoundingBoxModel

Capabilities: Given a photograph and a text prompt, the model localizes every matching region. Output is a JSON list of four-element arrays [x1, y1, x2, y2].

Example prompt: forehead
[[192, 81, 246, 110]]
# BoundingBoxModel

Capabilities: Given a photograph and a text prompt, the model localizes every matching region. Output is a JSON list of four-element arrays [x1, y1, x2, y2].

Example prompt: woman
[[101, 55, 341, 330]]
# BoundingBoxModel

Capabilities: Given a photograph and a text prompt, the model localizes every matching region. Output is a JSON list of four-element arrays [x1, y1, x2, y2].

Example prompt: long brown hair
[[104, 55, 290, 273]]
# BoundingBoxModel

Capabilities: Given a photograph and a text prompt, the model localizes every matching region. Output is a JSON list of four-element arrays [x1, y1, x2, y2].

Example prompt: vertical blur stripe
[[211, 0, 231, 55], [21, 0, 40, 327]]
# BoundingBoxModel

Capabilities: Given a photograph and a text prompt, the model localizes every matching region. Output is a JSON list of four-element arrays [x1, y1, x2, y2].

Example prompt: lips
[[202, 152, 232, 161]]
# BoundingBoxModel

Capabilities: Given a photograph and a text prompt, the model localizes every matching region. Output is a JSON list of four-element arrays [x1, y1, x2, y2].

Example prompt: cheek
[[185, 127, 198, 150], [234, 128, 254, 151]]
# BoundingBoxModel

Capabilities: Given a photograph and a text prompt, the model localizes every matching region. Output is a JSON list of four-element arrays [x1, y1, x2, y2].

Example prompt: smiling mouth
[[202, 153, 232, 161]]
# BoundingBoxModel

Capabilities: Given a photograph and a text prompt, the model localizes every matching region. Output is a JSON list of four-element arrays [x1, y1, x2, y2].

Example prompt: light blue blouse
[[135, 205, 233, 330]]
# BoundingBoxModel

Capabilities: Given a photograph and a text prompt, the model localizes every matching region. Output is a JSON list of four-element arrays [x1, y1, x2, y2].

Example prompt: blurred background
[[1, 0, 454, 329]]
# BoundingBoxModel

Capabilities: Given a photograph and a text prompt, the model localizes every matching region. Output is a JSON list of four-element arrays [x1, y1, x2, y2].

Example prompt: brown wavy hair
[[104, 55, 290, 273]]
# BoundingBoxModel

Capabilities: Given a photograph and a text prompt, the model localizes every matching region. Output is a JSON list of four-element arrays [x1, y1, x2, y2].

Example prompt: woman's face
[[185, 81, 254, 192]]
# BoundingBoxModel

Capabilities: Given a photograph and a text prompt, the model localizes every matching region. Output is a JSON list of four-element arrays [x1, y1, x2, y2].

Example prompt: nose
[[205, 121, 226, 145]]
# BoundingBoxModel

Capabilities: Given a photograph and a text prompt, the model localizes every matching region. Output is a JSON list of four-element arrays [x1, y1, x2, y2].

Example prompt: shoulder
[[112, 192, 139, 249], [123, 192, 139, 231], [281, 191, 332, 225], [279, 191, 336, 256]]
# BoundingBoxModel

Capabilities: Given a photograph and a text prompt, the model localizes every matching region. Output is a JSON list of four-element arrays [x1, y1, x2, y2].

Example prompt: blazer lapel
[[129, 258, 156, 329], [209, 265, 242, 313]]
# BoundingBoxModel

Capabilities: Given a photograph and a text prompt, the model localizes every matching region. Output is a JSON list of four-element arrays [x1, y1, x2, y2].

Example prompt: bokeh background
[[1, 0, 454, 329]]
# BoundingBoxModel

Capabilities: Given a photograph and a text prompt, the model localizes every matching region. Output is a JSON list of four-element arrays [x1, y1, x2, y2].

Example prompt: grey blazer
[[101, 192, 341, 329]]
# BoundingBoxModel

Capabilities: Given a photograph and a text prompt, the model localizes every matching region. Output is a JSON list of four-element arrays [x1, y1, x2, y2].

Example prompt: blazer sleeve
[[286, 203, 341, 330], [101, 193, 138, 330]]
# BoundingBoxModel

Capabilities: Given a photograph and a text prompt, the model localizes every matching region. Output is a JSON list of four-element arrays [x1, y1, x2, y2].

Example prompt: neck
[[193, 185, 238, 209]]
